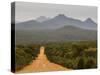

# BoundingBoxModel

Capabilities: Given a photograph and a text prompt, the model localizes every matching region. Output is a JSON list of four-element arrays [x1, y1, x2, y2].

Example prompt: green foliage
[[15, 40, 97, 70], [77, 58, 85, 69], [45, 41, 97, 69], [85, 58, 97, 69], [15, 44, 40, 71]]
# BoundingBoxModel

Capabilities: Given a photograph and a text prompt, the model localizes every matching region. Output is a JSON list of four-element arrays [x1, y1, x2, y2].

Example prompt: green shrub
[[77, 58, 85, 69]]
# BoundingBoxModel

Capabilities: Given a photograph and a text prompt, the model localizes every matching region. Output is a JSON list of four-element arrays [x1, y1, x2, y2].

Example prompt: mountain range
[[15, 14, 97, 44], [16, 14, 97, 30]]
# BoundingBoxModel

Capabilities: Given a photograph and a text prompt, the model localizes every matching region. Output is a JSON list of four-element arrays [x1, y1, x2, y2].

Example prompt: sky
[[15, 1, 97, 23]]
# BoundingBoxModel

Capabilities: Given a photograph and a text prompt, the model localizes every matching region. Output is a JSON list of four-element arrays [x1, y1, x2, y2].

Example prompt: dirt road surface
[[17, 46, 70, 73]]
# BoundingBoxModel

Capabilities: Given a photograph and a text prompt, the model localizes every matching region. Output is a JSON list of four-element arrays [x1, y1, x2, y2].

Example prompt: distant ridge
[[16, 25, 97, 44], [16, 14, 97, 30]]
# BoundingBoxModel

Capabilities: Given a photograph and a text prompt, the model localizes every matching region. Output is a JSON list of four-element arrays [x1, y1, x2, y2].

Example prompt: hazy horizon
[[15, 2, 97, 23]]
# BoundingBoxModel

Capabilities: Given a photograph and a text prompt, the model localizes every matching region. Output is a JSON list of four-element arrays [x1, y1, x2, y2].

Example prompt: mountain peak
[[84, 18, 94, 22], [55, 14, 67, 19]]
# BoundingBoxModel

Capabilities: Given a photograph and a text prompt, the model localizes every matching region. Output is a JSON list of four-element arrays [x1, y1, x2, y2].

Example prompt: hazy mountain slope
[[41, 14, 97, 30], [15, 20, 41, 30], [16, 26, 97, 44], [15, 14, 97, 30]]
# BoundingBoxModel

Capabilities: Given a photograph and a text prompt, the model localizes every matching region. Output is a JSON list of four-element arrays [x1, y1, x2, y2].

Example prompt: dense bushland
[[15, 44, 40, 70], [15, 41, 97, 71]]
